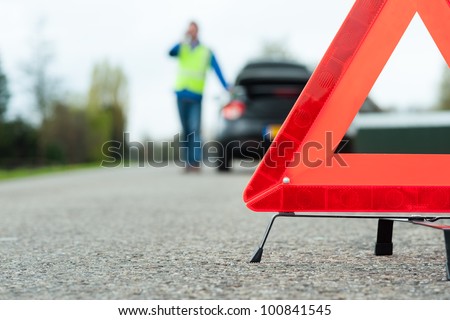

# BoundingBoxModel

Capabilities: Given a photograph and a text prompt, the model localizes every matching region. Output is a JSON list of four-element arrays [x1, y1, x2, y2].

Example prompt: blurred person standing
[[169, 21, 229, 172]]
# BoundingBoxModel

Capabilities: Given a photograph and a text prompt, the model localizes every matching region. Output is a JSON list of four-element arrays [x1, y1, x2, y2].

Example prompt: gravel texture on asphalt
[[0, 165, 449, 299]]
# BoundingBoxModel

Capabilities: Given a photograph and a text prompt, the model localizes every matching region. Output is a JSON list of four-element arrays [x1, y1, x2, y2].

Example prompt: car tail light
[[222, 101, 246, 120]]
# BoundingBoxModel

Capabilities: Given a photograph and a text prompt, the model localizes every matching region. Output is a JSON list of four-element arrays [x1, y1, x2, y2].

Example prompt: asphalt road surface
[[0, 165, 449, 299]]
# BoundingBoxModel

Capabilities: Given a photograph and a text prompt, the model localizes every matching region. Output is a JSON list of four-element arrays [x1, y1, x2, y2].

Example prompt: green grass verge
[[0, 163, 100, 181]]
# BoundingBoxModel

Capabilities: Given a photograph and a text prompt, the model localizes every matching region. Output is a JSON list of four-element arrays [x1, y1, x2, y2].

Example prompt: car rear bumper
[[215, 119, 281, 158]]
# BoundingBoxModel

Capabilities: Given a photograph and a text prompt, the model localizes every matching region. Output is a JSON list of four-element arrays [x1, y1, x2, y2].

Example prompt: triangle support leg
[[375, 219, 394, 256], [444, 229, 450, 281], [250, 213, 291, 263]]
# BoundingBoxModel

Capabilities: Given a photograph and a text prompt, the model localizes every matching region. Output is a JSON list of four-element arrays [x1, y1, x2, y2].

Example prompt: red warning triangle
[[244, 0, 450, 213]]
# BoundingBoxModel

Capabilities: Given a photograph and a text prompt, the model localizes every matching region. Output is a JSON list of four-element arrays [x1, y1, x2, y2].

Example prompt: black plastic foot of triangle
[[375, 242, 393, 256], [250, 247, 263, 263]]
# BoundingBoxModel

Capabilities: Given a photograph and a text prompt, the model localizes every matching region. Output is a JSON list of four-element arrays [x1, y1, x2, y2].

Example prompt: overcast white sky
[[0, 0, 447, 140]]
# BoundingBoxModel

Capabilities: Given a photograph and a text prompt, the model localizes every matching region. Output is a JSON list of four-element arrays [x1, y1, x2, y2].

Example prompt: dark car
[[214, 59, 380, 171]]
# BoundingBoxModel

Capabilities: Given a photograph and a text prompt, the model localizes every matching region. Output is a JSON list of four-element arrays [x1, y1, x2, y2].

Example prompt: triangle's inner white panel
[[368, 13, 446, 111]]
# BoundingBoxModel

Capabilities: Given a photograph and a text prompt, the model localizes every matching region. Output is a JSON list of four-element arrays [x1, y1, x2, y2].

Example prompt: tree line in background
[[0, 51, 128, 168], [437, 67, 450, 111]]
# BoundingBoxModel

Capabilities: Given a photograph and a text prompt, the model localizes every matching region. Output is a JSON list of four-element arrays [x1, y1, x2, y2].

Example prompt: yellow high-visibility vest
[[175, 43, 211, 95]]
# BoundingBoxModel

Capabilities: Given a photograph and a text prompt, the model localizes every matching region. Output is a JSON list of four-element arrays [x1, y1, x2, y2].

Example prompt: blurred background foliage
[[436, 67, 450, 111], [0, 49, 128, 169]]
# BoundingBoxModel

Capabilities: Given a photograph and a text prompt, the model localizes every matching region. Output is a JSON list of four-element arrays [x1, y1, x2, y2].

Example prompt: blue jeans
[[177, 97, 202, 167]]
